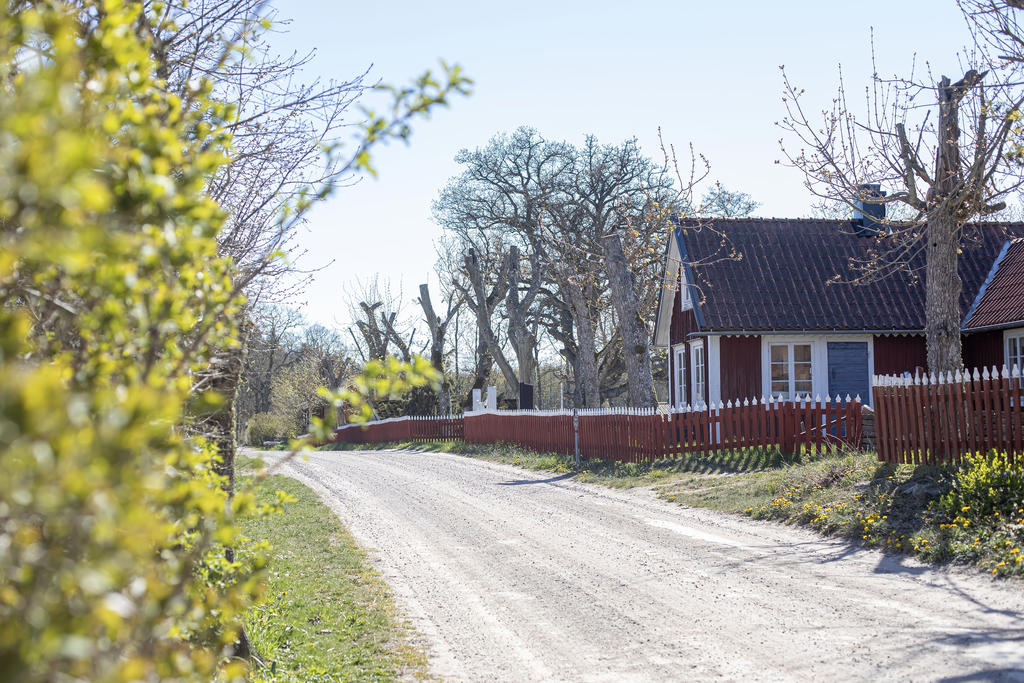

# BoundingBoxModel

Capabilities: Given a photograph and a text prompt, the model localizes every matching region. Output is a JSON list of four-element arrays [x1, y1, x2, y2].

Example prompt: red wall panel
[[964, 330, 1004, 372], [669, 284, 700, 346], [873, 334, 927, 376], [720, 335, 761, 402]]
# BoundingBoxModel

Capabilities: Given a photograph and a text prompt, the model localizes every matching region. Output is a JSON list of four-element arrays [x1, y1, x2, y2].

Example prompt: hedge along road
[[252, 448, 1024, 682]]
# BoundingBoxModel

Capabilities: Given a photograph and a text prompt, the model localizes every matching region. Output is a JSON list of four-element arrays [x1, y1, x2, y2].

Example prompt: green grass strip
[[240, 474, 428, 682]]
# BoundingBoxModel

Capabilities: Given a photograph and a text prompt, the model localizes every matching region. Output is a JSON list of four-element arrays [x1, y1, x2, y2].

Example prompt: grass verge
[[239, 473, 429, 682], [320, 439, 1024, 578]]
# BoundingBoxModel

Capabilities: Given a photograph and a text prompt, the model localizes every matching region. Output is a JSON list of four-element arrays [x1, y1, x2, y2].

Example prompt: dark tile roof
[[675, 217, 1020, 333], [964, 239, 1024, 331]]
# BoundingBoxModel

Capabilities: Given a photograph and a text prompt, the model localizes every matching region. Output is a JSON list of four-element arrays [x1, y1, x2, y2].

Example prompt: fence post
[[780, 399, 796, 456], [573, 408, 580, 469]]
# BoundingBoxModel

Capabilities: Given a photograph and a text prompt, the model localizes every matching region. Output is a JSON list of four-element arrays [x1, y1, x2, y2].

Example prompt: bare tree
[[238, 305, 305, 426], [345, 277, 418, 363], [128, 1, 469, 498], [463, 247, 519, 396], [560, 136, 677, 407], [435, 128, 565, 405], [779, 10, 1024, 372], [602, 233, 657, 406], [417, 283, 463, 414], [435, 124, 759, 408]]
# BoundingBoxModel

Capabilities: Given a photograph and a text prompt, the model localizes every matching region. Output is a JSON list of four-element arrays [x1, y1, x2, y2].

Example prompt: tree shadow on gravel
[[497, 473, 577, 486], [938, 666, 1024, 682]]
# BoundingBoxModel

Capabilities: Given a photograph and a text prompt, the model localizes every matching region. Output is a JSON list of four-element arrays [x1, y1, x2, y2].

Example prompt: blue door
[[827, 342, 870, 404]]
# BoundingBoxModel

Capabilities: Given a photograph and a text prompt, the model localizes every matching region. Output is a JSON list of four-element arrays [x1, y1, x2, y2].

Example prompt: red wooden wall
[[719, 335, 761, 402], [669, 294, 700, 342], [963, 330, 1004, 371], [873, 331, 1006, 378], [873, 334, 927, 376]]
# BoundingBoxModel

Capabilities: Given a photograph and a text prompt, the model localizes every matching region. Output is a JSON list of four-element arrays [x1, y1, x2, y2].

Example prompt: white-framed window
[[691, 340, 705, 405], [673, 345, 688, 407], [769, 342, 813, 399], [680, 282, 692, 311], [1007, 330, 1024, 372]]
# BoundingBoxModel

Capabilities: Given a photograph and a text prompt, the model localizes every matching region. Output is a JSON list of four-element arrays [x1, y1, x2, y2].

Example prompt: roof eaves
[[962, 319, 1024, 334], [963, 239, 1012, 330]]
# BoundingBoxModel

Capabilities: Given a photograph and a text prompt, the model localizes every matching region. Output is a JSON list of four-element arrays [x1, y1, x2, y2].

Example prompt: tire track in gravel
[[252, 448, 1024, 682]]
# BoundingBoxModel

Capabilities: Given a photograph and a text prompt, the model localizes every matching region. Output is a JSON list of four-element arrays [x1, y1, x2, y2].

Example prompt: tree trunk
[[503, 246, 540, 400], [206, 321, 259, 663], [925, 75, 968, 373], [602, 232, 657, 407], [418, 283, 453, 415], [465, 248, 519, 397], [925, 212, 963, 373], [467, 330, 493, 408], [558, 273, 601, 407], [210, 344, 245, 496]]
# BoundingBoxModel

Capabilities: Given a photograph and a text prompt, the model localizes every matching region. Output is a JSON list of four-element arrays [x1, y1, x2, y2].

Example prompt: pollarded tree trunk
[[925, 211, 963, 373], [602, 232, 657, 407], [418, 283, 459, 415], [925, 74, 969, 374]]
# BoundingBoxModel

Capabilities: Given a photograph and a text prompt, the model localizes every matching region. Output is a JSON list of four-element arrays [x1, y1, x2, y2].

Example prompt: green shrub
[[0, 4, 263, 680], [939, 451, 1024, 520], [249, 412, 294, 445]]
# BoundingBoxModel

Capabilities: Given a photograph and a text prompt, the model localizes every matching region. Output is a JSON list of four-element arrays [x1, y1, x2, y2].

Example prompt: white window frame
[[672, 344, 688, 408], [766, 341, 813, 400], [1005, 328, 1024, 373], [679, 280, 692, 311], [759, 335, 874, 404], [691, 340, 705, 406]]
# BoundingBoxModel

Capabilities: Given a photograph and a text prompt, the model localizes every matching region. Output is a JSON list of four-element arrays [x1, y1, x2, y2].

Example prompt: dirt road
[[254, 448, 1024, 682]]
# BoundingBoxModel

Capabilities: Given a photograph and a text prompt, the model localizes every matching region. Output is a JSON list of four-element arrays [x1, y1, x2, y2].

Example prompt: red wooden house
[[652, 217, 1024, 408]]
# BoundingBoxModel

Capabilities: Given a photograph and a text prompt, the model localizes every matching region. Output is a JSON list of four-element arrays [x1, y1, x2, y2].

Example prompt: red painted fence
[[332, 397, 862, 463], [873, 367, 1024, 464], [463, 398, 861, 463], [332, 415, 464, 444]]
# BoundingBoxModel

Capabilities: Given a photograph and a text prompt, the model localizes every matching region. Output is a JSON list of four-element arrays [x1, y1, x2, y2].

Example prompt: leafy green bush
[[939, 451, 1024, 519], [249, 412, 294, 445], [0, 3, 263, 680]]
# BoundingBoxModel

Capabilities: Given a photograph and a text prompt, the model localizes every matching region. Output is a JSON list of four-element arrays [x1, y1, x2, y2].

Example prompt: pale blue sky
[[272, 1, 972, 329]]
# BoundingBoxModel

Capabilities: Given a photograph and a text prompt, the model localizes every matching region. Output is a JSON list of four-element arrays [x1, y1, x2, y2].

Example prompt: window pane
[[771, 345, 788, 363], [795, 380, 812, 395], [771, 381, 788, 395], [794, 344, 811, 363], [771, 364, 789, 381], [795, 362, 812, 381]]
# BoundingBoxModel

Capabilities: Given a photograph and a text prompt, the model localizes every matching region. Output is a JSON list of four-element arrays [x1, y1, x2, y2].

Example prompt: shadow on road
[[497, 472, 577, 486], [938, 668, 1024, 682]]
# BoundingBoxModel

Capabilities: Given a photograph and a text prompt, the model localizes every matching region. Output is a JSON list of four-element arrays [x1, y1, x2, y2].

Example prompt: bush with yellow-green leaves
[[0, 3, 266, 680], [744, 451, 1024, 577]]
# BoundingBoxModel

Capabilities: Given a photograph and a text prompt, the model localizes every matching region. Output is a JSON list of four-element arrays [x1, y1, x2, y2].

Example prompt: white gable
[[653, 233, 683, 348]]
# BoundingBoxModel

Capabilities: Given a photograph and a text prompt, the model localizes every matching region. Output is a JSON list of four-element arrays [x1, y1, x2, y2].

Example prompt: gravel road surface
[[253, 448, 1024, 682]]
